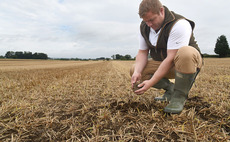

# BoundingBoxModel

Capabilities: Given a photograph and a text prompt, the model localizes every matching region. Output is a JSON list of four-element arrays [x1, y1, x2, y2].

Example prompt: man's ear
[[159, 7, 164, 15]]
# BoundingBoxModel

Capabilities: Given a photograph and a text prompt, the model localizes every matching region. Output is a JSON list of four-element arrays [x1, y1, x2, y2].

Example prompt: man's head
[[139, 0, 163, 17], [139, 0, 165, 31]]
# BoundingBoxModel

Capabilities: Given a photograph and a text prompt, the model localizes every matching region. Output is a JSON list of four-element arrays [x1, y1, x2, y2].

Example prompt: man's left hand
[[134, 80, 153, 95]]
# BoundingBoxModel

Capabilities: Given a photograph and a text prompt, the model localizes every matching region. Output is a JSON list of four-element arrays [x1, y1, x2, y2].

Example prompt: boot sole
[[163, 108, 182, 114]]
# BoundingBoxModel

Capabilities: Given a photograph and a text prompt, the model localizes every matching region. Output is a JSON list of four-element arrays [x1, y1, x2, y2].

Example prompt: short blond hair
[[139, 0, 163, 18]]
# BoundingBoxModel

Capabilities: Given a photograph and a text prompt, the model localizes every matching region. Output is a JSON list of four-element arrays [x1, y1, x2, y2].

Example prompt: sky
[[0, 0, 229, 59]]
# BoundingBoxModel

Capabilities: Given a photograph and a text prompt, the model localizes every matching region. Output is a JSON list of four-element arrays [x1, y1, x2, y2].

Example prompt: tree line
[[111, 54, 133, 60], [4, 51, 48, 59], [53, 54, 134, 61]]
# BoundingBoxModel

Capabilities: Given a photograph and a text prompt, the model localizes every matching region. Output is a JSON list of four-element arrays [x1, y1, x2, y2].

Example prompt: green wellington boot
[[164, 70, 199, 114], [154, 78, 174, 101]]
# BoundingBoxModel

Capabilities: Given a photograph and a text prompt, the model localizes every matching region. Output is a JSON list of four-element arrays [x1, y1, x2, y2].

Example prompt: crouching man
[[130, 0, 203, 114]]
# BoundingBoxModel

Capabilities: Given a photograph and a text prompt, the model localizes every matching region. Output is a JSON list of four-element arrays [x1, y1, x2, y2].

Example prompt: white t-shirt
[[139, 19, 192, 50]]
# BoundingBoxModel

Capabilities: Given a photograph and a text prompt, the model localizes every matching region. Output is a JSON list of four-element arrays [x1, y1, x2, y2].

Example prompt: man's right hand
[[131, 49, 149, 92], [131, 72, 142, 88]]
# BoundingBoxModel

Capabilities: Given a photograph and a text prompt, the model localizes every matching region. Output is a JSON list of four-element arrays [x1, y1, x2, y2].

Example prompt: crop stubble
[[0, 59, 229, 141]]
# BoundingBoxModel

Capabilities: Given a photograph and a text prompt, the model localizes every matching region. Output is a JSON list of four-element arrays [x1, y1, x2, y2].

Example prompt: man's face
[[142, 8, 164, 31]]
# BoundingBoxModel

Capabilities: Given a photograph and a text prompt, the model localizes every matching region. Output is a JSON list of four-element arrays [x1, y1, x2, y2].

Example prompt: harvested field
[[0, 58, 229, 141]]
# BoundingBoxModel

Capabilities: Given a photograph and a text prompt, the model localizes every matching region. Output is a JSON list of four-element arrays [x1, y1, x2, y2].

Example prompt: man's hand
[[131, 49, 148, 88], [131, 72, 142, 88], [134, 80, 153, 95]]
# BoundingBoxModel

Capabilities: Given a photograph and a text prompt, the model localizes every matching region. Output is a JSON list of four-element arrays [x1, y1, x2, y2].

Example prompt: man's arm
[[134, 49, 178, 95], [131, 49, 149, 87]]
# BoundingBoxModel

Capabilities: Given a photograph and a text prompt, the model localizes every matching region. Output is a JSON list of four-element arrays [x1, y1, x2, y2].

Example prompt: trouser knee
[[174, 46, 203, 74]]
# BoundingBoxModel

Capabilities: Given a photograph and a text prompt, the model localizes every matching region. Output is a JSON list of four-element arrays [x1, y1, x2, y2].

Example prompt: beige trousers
[[130, 46, 203, 81]]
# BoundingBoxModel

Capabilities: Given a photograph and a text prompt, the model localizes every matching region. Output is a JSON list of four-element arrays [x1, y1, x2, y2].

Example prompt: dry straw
[[0, 59, 229, 141]]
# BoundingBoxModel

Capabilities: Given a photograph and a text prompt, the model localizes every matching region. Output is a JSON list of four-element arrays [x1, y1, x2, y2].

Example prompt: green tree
[[24, 51, 33, 59], [124, 54, 132, 60], [115, 54, 123, 60], [5, 51, 15, 58], [33, 52, 48, 59], [214, 35, 230, 57], [15, 51, 23, 58]]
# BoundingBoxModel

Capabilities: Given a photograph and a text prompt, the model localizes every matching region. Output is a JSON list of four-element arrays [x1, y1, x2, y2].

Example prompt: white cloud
[[0, 0, 230, 58]]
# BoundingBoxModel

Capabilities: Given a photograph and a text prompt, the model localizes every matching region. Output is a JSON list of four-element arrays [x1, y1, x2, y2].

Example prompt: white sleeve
[[139, 33, 149, 50], [167, 19, 192, 50]]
